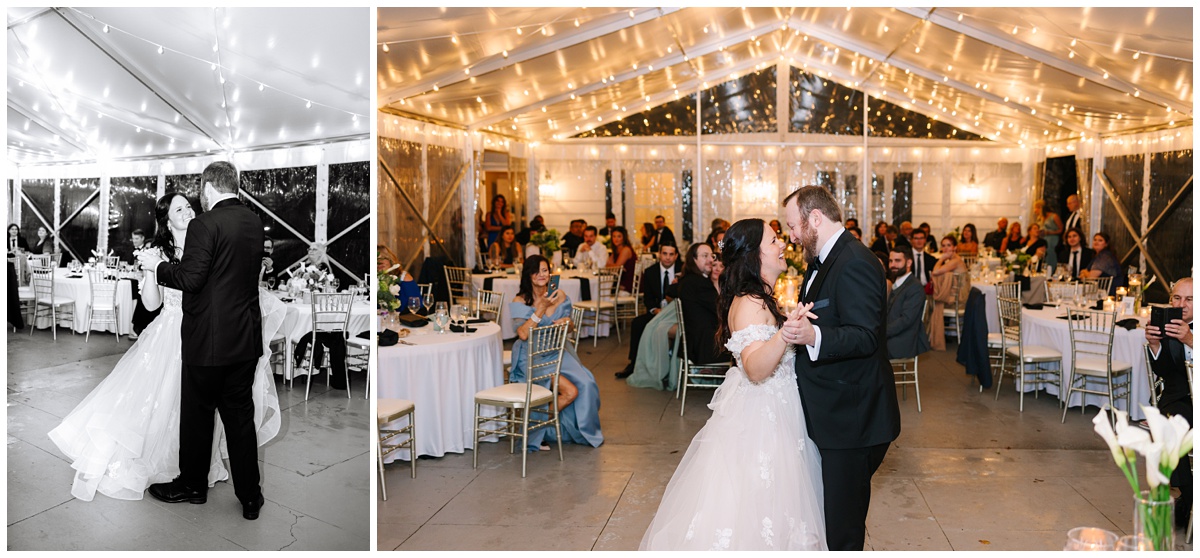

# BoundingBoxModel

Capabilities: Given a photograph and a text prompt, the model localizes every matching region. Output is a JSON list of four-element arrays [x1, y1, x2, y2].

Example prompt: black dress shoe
[[614, 364, 634, 379], [242, 495, 265, 520], [148, 480, 206, 504]]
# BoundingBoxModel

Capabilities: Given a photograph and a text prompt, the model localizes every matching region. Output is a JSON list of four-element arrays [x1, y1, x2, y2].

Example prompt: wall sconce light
[[540, 169, 557, 198], [964, 170, 981, 202]]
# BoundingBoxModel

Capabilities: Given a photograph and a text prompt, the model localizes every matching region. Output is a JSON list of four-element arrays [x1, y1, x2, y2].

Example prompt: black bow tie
[[809, 258, 822, 272]]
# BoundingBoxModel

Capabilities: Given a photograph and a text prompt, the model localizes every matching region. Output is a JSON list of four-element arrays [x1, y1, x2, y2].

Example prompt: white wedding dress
[[640, 324, 827, 551], [47, 286, 286, 502]]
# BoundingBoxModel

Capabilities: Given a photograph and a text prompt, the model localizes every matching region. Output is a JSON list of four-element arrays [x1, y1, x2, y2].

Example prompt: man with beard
[[885, 247, 931, 360], [779, 186, 900, 550]]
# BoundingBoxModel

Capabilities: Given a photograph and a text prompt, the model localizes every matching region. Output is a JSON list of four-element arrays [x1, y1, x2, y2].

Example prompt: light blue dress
[[625, 300, 681, 391], [509, 296, 604, 451]]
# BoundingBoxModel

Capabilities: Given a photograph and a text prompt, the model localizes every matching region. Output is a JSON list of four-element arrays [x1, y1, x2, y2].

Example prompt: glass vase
[[1133, 490, 1174, 551]]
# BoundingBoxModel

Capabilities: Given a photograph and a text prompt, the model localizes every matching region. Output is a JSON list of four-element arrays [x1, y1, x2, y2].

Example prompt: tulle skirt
[[47, 292, 285, 501], [639, 367, 827, 551]]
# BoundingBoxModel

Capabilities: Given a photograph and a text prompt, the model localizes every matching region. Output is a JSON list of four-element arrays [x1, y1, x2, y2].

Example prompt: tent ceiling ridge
[[899, 7, 1191, 115], [381, 7, 679, 107]]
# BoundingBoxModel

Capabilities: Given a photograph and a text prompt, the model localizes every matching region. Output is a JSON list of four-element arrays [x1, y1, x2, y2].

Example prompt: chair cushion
[[475, 382, 554, 406], [37, 296, 74, 305], [986, 332, 1004, 348], [18, 286, 34, 299], [1006, 344, 1062, 362], [378, 399, 414, 420], [91, 302, 116, 311], [574, 300, 616, 310], [1074, 355, 1133, 376], [942, 308, 964, 317]]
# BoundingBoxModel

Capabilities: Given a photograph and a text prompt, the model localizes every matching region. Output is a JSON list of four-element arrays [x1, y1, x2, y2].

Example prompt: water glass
[[433, 309, 450, 334], [1115, 534, 1154, 551]]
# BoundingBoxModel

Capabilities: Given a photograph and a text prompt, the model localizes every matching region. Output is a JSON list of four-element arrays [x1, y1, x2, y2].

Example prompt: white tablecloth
[[471, 271, 610, 340], [1013, 306, 1152, 420], [975, 275, 1049, 333], [34, 269, 135, 334], [377, 322, 505, 461], [276, 296, 372, 380]]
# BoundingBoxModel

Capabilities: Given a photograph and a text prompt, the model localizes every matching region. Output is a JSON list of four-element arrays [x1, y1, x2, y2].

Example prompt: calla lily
[[1092, 408, 1123, 463]]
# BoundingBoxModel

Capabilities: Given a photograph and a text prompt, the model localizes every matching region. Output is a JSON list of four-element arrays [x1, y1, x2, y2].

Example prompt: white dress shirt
[[912, 248, 928, 285], [892, 271, 912, 291], [572, 241, 609, 269], [1064, 210, 1082, 233], [802, 227, 847, 360]]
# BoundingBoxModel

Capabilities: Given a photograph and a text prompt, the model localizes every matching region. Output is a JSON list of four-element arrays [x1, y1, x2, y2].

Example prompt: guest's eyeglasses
[[1169, 295, 1192, 304]]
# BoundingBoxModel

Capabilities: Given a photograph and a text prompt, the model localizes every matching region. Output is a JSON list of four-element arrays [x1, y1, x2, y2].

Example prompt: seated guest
[[260, 236, 279, 286], [378, 245, 418, 304], [8, 224, 29, 254], [515, 214, 546, 246], [899, 221, 914, 245], [598, 213, 618, 237], [606, 226, 637, 293], [957, 223, 980, 256], [281, 242, 334, 283], [909, 229, 938, 288], [705, 226, 726, 248], [1000, 221, 1026, 253], [676, 242, 730, 365], [638, 222, 656, 253], [648, 215, 676, 254], [509, 255, 604, 451], [1080, 232, 1126, 294], [572, 225, 608, 270], [560, 219, 586, 258], [846, 226, 863, 242], [917, 222, 933, 243], [29, 226, 53, 255], [488, 225, 524, 268], [1018, 223, 1047, 258], [885, 247, 931, 360], [927, 235, 970, 351], [844, 217, 859, 230], [1055, 228, 1094, 280], [984, 217, 1009, 253], [1144, 277, 1192, 528], [870, 221, 889, 249], [616, 243, 681, 379], [768, 219, 783, 237]]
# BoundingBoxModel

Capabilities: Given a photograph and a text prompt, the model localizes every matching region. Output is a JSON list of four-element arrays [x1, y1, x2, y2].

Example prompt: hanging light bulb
[[1132, 51, 1141, 59], [305, 100, 312, 109], [103, 24, 110, 33], [258, 83, 265, 91], [382, 43, 390, 52], [157, 45, 164, 54]]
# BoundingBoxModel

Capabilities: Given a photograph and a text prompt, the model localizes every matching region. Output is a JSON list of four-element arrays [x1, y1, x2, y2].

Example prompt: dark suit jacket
[[796, 232, 901, 450], [912, 250, 937, 285], [641, 261, 682, 311], [886, 276, 931, 360], [157, 198, 264, 367], [1055, 246, 1095, 278], [560, 232, 584, 258], [983, 230, 1006, 252], [678, 272, 730, 364], [653, 226, 676, 252], [1150, 333, 1193, 424]]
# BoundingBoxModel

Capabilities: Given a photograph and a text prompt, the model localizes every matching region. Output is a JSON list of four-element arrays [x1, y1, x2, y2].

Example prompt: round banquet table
[[974, 274, 1049, 333], [377, 321, 505, 462], [471, 270, 609, 340], [275, 293, 373, 380], [33, 268, 135, 334], [1011, 305, 1153, 421]]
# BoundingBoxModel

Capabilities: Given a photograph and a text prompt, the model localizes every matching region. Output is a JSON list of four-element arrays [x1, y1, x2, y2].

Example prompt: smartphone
[[546, 274, 561, 298], [1150, 305, 1183, 331]]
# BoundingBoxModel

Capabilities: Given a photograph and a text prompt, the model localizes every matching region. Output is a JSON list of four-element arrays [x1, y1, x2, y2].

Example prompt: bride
[[640, 218, 826, 551], [48, 192, 286, 502]]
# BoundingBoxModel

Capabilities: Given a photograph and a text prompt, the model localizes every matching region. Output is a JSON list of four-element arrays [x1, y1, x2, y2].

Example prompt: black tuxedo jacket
[[1055, 245, 1095, 278], [1150, 333, 1192, 423], [886, 276, 931, 360], [983, 230, 1006, 252], [796, 232, 901, 450], [653, 226, 676, 252], [912, 250, 937, 285], [678, 272, 729, 364], [157, 198, 264, 367], [641, 261, 681, 311]]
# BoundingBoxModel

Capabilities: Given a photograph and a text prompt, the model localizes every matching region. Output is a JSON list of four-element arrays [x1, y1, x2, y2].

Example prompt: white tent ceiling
[[378, 6, 1192, 146], [7, 7, 369, 166]]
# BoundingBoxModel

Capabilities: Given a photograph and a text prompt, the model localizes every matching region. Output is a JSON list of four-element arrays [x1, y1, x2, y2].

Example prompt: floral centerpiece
[[529, 228, 561, 257], [1093, 406, 1192, 550], [1004, 250, 1033, 275], [289, 262, 338, 294], [377, 270, 401, 312]]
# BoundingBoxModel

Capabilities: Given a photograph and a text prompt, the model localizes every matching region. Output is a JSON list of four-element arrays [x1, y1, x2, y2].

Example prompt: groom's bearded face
[[799, 215, 819, 257]]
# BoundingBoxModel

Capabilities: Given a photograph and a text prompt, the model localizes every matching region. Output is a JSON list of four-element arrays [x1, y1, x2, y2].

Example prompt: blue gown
[[509, 296, 604, 451]]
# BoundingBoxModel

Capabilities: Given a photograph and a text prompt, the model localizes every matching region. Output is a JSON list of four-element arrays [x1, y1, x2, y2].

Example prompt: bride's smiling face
[[167, 196, 195, 233], [760, 222, 787, 280]]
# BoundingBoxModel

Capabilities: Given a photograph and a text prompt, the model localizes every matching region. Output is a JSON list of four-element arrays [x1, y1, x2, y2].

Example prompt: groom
[[138, 161, 266, 520], [780, 186, 901, 550]]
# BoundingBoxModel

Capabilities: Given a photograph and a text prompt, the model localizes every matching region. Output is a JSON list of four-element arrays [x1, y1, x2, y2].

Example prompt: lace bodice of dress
[[162, 287, 183, 310], [724, 324, 796, 388]]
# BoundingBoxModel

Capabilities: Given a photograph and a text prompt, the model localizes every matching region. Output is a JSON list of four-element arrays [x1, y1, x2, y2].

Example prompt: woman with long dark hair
[[487, 224, 523, 268], [49, 193, 286, 502], [606, 226, 636, 292], [641, 219, 826, 550], [1081, 231, 1126, 294], [30, 225, 53, 255], [957, 223, 979, 256], [508, 255, 603, 451], [484, 194, 512, 248]]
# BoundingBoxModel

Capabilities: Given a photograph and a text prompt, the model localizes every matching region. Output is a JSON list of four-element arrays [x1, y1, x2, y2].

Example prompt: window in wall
[[843, 174, 859, 221], [327, 161, 371, 286], [1099, 154, 1143, 270], [59, 178, 101, 265], [20, 179, 54, 257], [108, 176, 157, 263], [1146, 148, 1193, 303]]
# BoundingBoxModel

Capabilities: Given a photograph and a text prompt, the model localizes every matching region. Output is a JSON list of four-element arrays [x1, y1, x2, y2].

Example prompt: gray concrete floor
[[381, 333, 1193, 551], [7, 325, 371, 551]]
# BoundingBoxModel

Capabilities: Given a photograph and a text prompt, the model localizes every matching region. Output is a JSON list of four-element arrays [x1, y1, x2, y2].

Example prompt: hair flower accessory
[[717, 240, 725, 250]]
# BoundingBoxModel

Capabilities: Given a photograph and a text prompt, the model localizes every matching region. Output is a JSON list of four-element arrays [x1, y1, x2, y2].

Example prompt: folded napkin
[[449, 324, 477, 333], [378, 329, 399, 346], [1115, 318, 1141, 331], [467, 317, 489, 324], [1023, 303, 1044, 310], [1056, 314, 1087, 320], [397, 313, 429, 328]]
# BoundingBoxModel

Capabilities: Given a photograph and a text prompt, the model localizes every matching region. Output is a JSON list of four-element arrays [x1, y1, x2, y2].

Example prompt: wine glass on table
[[407, 296, 421, 317], [422, 291, 434, 314], [434, 303, 450, 334], [457, 303, 471, 336]]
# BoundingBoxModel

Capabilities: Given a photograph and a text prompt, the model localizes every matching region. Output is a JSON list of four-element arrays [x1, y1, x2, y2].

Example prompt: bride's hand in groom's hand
[[780, 301, 817, 346]]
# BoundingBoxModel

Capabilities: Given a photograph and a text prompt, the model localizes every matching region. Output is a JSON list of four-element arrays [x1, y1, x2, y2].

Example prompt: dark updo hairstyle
[[516, 254, 550, 305], [716, 219, 786, 346], [153, 193, 188, 264]]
